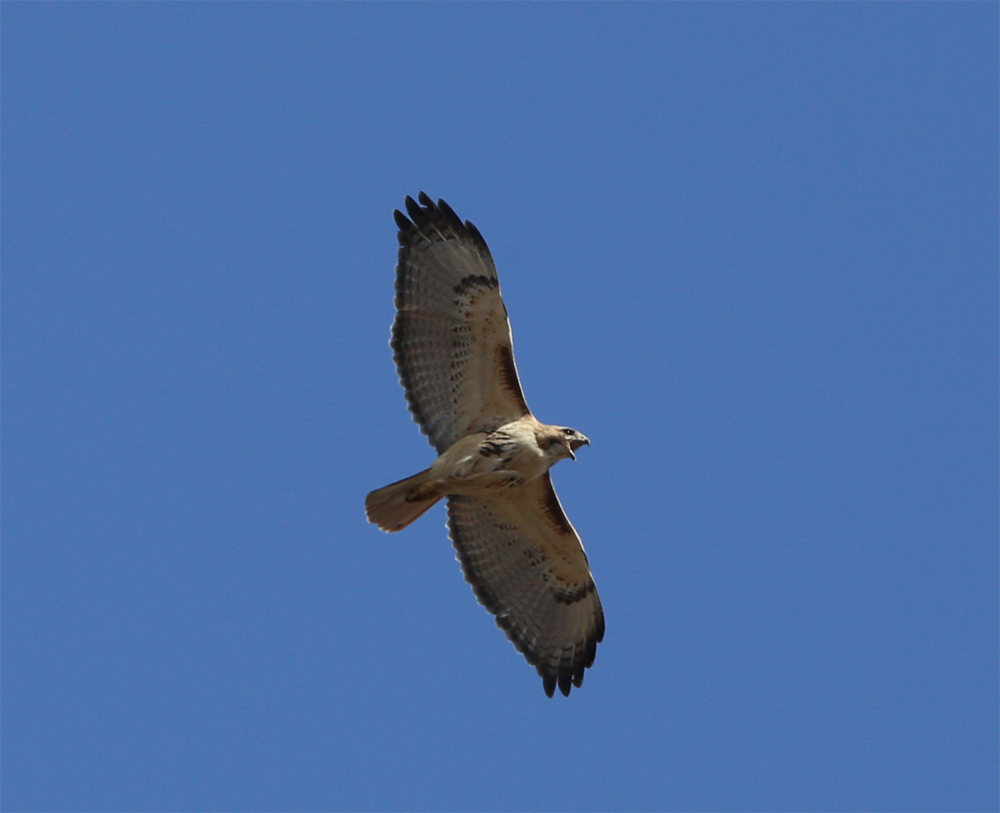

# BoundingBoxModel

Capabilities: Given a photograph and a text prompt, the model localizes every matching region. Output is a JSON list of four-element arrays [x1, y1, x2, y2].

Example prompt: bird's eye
[[562, 428, 574, 435]]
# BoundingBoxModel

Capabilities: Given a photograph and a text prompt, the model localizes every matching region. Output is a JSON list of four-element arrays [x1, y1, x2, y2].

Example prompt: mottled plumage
[[366, 193, 603, 697]]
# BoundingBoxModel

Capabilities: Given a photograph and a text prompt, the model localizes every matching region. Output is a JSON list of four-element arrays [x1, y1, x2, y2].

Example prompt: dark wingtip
[[595, 608, 606, 644], [437, 198, 465, 232], [558, 672, 572, 697], [464, 219, 491, 254], [393, 209, 411, 231], [543, 674, 556, 698], [396, 194, 494, 261], [404, 195, 422, 221]]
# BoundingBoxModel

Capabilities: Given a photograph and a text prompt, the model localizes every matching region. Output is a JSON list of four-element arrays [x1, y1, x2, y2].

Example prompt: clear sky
[[3, 4, 997, 812]]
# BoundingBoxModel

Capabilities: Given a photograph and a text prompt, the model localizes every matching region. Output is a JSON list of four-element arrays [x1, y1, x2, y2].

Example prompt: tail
[[365, 468, 442, 532]]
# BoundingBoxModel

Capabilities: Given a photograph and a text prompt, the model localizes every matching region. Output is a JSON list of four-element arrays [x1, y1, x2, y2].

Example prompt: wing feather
[[447, 472, 605, 696], [391, 194, 530, 453]]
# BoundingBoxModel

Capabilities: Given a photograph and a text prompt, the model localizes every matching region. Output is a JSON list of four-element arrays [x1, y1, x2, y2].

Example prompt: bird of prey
[[365, 193, 604, 698]]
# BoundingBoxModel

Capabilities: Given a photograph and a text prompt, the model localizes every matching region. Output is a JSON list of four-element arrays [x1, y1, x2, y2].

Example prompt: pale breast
[[480, 421, 550, 481]]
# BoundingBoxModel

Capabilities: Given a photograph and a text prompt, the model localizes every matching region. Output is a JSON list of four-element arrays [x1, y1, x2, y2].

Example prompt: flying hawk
[[365, 193, 604, 697]]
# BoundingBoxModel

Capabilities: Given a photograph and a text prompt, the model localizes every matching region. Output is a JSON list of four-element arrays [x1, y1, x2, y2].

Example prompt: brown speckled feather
[[391, 193, 530, 453], [448, 472, 605, 697]]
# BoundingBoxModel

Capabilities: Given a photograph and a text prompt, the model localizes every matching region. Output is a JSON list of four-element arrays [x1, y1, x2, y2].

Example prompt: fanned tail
[[365, 469, 441, 532]]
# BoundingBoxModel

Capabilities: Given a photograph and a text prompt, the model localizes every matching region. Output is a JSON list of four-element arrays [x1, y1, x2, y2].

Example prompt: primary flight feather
[[365, 193, 604, 697]]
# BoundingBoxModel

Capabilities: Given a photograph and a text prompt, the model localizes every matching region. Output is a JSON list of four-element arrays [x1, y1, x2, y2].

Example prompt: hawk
[[365, 193, 604, 697]]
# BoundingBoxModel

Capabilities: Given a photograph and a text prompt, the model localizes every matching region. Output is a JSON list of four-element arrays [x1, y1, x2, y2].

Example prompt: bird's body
[[365, 193, 603, 697], [367, 416, 588, 528], [428, 417, 565, 496]]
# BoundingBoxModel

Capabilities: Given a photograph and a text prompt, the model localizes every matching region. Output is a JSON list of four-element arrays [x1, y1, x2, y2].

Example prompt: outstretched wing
[[391, 193, 530, 454], [447, 472, 605, 697]]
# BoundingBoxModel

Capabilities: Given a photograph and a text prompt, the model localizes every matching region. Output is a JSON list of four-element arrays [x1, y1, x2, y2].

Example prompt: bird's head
[[552, 426, 590, 462]]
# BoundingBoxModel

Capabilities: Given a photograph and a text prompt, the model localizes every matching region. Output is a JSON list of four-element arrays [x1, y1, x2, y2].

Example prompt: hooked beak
[[568, 434, 590, 460]]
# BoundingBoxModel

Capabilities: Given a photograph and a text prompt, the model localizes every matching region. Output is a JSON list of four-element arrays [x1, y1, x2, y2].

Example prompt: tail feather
[[365, 469, 441, 532]]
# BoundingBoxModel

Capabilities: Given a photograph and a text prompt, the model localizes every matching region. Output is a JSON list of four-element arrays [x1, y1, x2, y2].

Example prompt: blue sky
[[3, 4, 997, 811]]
